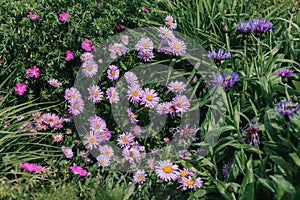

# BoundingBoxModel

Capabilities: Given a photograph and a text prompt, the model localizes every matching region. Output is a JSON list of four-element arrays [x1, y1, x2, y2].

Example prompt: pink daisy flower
[[83, 131, 100, 150], [178, 168, 195, 179], [155, 160, 180, 181], [130, 125, 142, 136], [117, 132, 134, 148], [80, 52, 94, 62], [165, 15, 177, 29], [62, 146, 73, 158], [124, 72, 138, 85], [99, 145, 114, 159], [81, 39, 94, 52], [168, 38, 186, 56], [97, 155, 110, 167], [127, 84, 142, 103], [98, 128, 111, 142], [147, 158, 155, 171], [167, 81, 186, 93], [158, 27, 175, 39], [88, 115, 107, 133], [108, 43, 127, 56], [121, 35, 129, 45], [107, 65, 120, 80], [137, 51, 154, 62], [172, 95, 190, 113], [156, 102, 169, 115], [14, 83, 27, 96], [64, 87, 81, 102], [179, 177, 203, 190], [127, 107, 138, 124], [82, 60, 98, 77], [133, 170, 147, 183], [48, 79, 62, 87], [140, 88, 159, 108], [70, 165, 87, 177], [52, 133, 64, 142], [135, 38, 154, 53], [65, 50, 74, 61], [157, 39, 171, 54], [68, 98, 84, 115], [106, 87, 120, 103], [88, 85, 103, 103]]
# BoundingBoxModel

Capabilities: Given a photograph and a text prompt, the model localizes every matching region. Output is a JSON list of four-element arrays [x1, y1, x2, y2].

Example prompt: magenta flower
[[20, 162, 43, 173], [27, 12, 40, 21], [141, 6, 149, 13], [26, 66, 40, 78], [14, 83, 27, 96], [81, 39, 94, 52], [70, 165, 87, 177], [0, 56, 3, 62], [116, 24, 125, 30], [65, 50, 74, 61], [59, 12, 71, 23]]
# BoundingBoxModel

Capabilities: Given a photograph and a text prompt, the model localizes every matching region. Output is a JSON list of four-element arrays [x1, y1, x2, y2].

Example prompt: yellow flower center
[[122, 137, 128, 142], [164, 30, 169, 35], [174, 43, 181, 50], [96, 124, 101, 129], [70, 93, 76, 99], [186, 179, 195, 185], [177, 102, 183, 108], [148, 164, 154, 170], [84, 56, 89, 61], [115, 45, 121, 51], [175, 84, 181, 89], [99, 159, 105, 165], [93, 91, 98, 97], [131, 113, 136, 119], [104, 150, 110, 156], [87, 65, 93, 71], [168, 20, 173, 24], [111, 92, 116, 98], [133, 90, 139, 97], [89, 137, 96, 143], [163, 165, 172, 173], [74, 103, 80, 109], [137, 175, 144, 181], [180, 171, 188, 177], [48, 118, 54, 122], [111, 70, 116, 76], [146, 94, 153, 101], [143, 43, 149, 49]]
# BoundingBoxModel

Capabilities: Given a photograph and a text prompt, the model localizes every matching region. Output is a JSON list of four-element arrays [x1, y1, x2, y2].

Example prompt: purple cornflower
[[213, 72, 238, 88], [207, 49, 231, 62], [133, 170, 147, 183], [234, 20, 251, 33], [243, 121, 261, 146], [250, 18, 273, 33], [222, 163, 230, 177], [62, 146, 73, 158], [165, 15, 177, 29], [275, 101, 300, 121], [275, 68, 294, 77]]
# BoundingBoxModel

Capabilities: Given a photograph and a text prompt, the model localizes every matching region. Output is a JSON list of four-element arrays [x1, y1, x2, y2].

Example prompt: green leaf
[[289, 153, 300, 167], [270, 175, 296, 200], [292, 81, 300, 94], [239, 156, 254, 200]]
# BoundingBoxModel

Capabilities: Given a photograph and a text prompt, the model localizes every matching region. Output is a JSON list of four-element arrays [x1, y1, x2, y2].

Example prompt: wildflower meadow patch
[[0, 0, 300, 199]]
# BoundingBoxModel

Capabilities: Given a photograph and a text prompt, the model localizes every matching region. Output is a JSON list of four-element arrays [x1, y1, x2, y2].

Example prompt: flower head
[[213, 72, 238, 88], [14, 83, 27, 96], [250, 18, 273, 33], [97, 154, 111, 167], [275, 68, 294, 77], [127, 84, 142, 103], [88, 85, 103, 103], [158, 27, 175, 39], [165, 15, 177, 29], [167, 81, 186, 93], [141, 6, 149, 13], [62, 146, 73, 158], [135, 38, 154, 53], [117, 132, 135, 148], [65, 50, 74, 61], [222, 163, 230, 177], [207, 49, 231, 62], [124, 72, 138, 85], [70, 165, 87, 176], [109, 43, 127, 56], [140, 88, 160, 108], [82, 39, 94, 52], [107, 65, 120, 80], [52, 133, 64, 142], [106, 87, 120, 103], [59, 12, 71, 23], [68, 98, 84, 115], [243, 121, 260, 146], [82, 60, 98, 77], [27, 12, 40, 21], [26, 66, 40, 78], [20, 162, 43, 173], [127, 107, 139, 124], [48, 79, 62, 87], [179, 176, 203, 190], [133, 170, 147, 183], [275, 101, 300, 121], [83, 131, 100, 150], [80, 52, 94, 62], [168, 37, 186, 56], [155, 160, 180, 181], [172, 95, 190, 113]]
